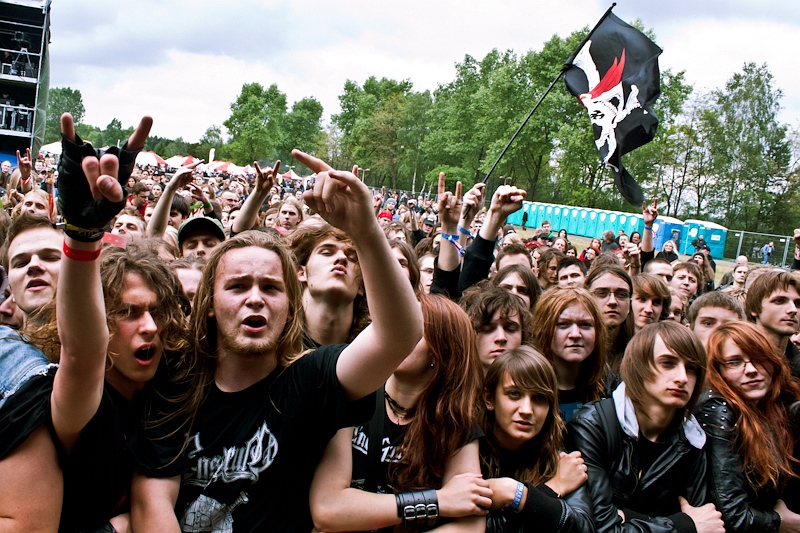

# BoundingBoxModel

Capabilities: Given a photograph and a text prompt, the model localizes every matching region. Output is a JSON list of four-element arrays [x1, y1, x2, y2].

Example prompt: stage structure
[[0, 0, 51, 159]]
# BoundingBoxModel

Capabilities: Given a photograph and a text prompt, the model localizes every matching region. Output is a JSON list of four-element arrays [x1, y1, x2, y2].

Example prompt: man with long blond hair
[[130, 151, 423, 532]]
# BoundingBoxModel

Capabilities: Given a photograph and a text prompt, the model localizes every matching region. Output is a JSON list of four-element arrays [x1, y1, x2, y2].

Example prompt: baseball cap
[[423, 216, 436, 226], [178, 217, 226, 248], [378, 210, 393, 220]]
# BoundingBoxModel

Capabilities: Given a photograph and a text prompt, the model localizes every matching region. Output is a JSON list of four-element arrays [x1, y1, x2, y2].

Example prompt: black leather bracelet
[[420, 489, 439, 529], [396, 490, 439, 531]]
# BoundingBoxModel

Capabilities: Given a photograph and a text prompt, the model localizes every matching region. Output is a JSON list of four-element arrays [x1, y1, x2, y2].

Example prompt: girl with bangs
[[532, 287, 608, 421], [480, 347, 593, 532], [310, 294, 490, 532], [696, 321, 800, 532]]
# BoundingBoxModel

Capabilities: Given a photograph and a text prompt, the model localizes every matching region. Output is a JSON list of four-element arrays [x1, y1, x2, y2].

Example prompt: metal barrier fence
[[725, 230, 793, 267]]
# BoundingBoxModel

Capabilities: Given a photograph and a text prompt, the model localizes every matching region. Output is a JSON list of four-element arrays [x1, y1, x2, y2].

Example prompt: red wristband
[[63, 241, 101, 261]]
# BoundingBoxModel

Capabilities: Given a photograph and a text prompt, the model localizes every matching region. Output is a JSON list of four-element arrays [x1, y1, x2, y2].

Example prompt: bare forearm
[[147, 186, 176, 237], [233, 190, 267, 233]]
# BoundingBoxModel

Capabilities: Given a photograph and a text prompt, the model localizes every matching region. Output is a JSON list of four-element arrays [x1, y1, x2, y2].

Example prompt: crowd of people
[[1, 114, 800, 533]]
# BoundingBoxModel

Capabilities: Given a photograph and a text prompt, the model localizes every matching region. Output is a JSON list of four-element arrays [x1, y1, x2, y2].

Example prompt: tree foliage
[[48, 32, 797, 236], [44, 87, 85, 143]]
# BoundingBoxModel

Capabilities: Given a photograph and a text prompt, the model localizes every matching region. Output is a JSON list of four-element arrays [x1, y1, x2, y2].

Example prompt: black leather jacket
[[565, 390, 710, 533], [694, 390, 781, 533]]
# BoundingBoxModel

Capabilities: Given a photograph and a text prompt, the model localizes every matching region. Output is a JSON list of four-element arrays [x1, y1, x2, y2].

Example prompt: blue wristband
[[441, 232, 466, 257], [509, 481, 525, 510], [644, 226, 653, 231], [457, 225, 472, 237]]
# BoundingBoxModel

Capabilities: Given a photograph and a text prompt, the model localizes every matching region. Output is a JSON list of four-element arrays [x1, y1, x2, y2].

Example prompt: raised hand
[[166, 161, 203, 192], [488, 185, 527, 219], [460, 182, 486, 228], [293, 149, 373, 238], [16, 148, 32, 181], [642, 199, 658, 226], [253, 160, 280, 195], [58, 113, 152, 241], [437, 172, 462, 231]]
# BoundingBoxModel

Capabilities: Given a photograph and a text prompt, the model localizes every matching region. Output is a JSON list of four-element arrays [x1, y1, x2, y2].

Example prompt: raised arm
[[130, 472, 182, 533], [231, 161, 279, 234], [51, 113, 151, 453], [436, 173, 463, 273], [147, 163, 199, 238], [293, 150, 423, 400]]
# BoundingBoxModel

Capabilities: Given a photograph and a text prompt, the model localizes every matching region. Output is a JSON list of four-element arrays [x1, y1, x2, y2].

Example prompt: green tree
[[224, 83, 287, 165], [704, 63, 790, 232], [44, 87, 86, 143], [102, 118, 133, 148], [193, 125, 227, 161], [277, 97, 324, 172]]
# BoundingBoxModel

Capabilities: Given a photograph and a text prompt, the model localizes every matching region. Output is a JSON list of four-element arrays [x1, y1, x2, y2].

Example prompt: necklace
[[384, 390, 416, 421]]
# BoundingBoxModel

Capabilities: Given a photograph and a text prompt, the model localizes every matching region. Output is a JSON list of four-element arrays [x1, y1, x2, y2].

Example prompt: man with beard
[[131, 150, 423, 532]]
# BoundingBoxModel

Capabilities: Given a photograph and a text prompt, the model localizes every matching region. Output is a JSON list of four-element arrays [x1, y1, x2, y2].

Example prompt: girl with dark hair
[[310, 294, 490, 532], [691, 252, 716, 295], [480, 347, 593, 533], [696, 321, 800, 532], [532, 287, 608, 420]]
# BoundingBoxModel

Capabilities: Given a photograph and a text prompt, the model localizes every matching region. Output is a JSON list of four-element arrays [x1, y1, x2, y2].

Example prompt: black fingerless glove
[[57, 132, 142, 242]]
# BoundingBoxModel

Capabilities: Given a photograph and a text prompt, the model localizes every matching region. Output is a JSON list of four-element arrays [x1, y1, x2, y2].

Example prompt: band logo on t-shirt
[[352, 425, 403, 463], [184, 421, 279, 489]]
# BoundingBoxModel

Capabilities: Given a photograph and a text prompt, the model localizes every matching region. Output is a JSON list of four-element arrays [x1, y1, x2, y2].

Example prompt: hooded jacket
[[565, 383, 710, 533]]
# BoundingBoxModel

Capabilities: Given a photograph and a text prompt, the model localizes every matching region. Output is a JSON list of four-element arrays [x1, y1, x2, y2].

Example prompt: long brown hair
[[622, 321, 706, 417], [705, 322, 800, 490], [389, 294, 483, 491], [186, 230, 305, 418], [532, 287, 608, 403], [481, 347, 563, 485]]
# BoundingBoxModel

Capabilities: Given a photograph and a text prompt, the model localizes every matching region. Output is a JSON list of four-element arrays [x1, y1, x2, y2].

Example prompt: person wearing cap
[[377, 209, 393, 228], [422, 214, 437, 237], [178, 216, 225, 258]]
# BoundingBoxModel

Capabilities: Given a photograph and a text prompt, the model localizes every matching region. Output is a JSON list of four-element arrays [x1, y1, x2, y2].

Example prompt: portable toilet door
[[587, 210, 599, 238], [577, 209, 588, 236], [681, 221, 703, 256], [687, 219, 728, 260], [567, 208, 580, 235], [597, 211, 609, 237]]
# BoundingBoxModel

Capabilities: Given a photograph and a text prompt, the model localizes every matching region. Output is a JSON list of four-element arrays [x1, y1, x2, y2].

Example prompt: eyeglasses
[[591, 289, 631, 301], [720, 358, 765, 372]]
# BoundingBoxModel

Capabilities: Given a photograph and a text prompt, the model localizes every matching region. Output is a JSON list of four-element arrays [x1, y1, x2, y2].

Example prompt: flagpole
[[476, 3, 618, 186]]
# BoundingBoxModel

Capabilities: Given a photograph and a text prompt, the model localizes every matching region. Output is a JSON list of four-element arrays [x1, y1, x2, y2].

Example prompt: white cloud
[[46, 0, 800, 141]]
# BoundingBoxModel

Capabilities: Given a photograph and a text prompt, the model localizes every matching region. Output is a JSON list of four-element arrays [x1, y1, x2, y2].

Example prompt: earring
[[430, 362, 435, 368]]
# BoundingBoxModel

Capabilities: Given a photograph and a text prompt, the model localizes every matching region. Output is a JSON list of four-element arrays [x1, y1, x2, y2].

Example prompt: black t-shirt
[[558, 387, 584, 422], [0, 371, 54, 460], [133, 344, 374, 533], [350, 398, 483, 532], [59, 385, 137, 533]]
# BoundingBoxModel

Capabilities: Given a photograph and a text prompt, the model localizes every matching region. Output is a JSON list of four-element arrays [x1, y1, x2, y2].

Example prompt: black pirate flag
[[564, 12, 662, 205]]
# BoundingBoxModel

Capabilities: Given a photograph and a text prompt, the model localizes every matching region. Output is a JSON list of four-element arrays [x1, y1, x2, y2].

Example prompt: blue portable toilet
[[682, 219, 728, 259], [586, 210, 599, 238], [552, 206, 564, 233], [622, 213, 644, 237], [651, 216, 683, 253], [597, 211, 609, 236], [577, 209, 588, 236], [507, 206, 523, 226]]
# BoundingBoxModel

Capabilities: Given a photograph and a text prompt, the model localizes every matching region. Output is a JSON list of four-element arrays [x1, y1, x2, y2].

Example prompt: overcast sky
[[46, 0, 800, 143]]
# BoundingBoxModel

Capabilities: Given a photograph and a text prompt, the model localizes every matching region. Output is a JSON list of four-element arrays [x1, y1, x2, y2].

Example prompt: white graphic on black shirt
[[181, 491, 249, 532], [352, 426, 402, 462], [184, 421, 278, 489]]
